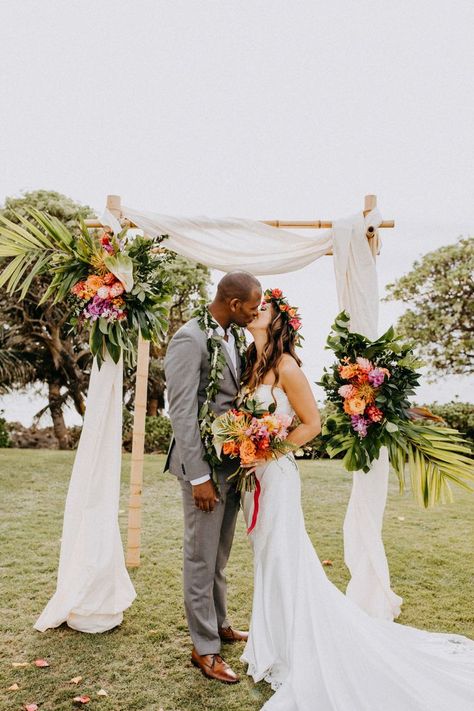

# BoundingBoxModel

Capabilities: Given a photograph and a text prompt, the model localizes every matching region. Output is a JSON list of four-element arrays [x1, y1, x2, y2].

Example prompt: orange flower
[[339, 363, 360, 380], [356, 382, 376, 403], [223, 441, 239, 456], [240, 439, 257, 464], [355, 372, 370, 385], [343, 397, 366, 415], [103, 272, 116, 285], [85, 274, 104, 292], [288, 308, 297, 317]]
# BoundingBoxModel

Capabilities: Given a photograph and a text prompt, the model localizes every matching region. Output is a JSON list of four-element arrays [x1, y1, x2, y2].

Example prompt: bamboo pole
[[85, 217, 394, 230], [104, 195, 150, 568], [363, 194, 380, 257], [126, 333, 150, 568]]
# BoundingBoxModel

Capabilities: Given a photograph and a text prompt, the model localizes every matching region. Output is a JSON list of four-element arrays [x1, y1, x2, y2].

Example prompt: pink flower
[[356, 357, 373, 373], [368, 368, 386, 387], [366, 404, 383, 422], [271, 288, 283, 298], [109, 282, 125, 297], [289, 318, 302, 330], [97, 286, 110, 299], [338, 384, 356, 399]]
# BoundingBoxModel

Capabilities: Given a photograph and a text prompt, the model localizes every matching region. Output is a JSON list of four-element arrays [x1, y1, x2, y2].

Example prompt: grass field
[[1, 450, 473, 711]]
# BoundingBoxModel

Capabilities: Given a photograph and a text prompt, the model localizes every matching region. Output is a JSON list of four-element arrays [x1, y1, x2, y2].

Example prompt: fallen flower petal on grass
[[70, 676, 83, 685], [34, 659, 50, 668], [322, 560, 333, 566], [24, 704, 38, 711], [97, 689, 108, 697], [8, 683, 20, 690], [73, 695, 91, 705], [12, 662, 29, 668]]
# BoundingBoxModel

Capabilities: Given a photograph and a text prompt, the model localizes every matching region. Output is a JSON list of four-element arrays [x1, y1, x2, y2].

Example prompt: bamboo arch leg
[[126, 334, 150, 568]]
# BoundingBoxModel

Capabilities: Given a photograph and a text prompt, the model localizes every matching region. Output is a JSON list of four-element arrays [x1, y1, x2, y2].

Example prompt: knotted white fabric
[[333, 212, 402, 619], [35, 355, 136, 633], [35, 204, 400, 633]]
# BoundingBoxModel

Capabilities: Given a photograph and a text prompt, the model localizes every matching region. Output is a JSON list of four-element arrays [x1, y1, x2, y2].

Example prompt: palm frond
[[0, 209, 75, 297], [389, 421, 474, 508]]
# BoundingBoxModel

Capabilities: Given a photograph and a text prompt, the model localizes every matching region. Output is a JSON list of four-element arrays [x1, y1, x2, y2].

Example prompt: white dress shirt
[[192, 324, 237, 486]]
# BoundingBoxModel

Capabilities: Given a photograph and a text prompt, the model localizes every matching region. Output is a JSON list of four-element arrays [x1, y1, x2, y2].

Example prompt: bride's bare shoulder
[[278, 353, 301, 375]]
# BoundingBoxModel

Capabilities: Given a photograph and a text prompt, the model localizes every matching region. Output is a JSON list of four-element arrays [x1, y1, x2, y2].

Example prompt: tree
[[0, 190, 95, 448], [384, 237, 474, 376], [123, 256, 211, 415]]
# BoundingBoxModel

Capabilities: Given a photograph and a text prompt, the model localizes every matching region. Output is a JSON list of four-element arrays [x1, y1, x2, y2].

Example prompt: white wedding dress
[[241, 384, 474, 711]]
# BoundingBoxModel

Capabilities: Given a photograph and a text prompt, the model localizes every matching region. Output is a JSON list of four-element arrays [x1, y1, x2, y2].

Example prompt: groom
[[164, 271, 262, 684]]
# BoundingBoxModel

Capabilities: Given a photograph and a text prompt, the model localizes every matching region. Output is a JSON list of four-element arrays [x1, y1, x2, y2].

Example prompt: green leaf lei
[[195, 303, 247, 483]]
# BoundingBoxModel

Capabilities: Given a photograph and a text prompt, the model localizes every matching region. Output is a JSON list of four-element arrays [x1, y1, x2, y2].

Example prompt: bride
[[240, 289, 474, 711]]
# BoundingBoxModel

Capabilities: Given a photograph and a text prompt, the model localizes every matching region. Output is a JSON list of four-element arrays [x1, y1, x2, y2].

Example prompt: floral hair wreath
[[262, 288, 304, 346]]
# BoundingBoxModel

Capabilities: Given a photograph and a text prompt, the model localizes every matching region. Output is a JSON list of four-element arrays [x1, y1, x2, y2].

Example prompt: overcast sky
[[1, 0, 473, 425]]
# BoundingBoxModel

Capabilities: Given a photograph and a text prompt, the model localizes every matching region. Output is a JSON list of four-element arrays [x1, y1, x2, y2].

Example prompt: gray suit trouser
[[180, 477, 241, 655]]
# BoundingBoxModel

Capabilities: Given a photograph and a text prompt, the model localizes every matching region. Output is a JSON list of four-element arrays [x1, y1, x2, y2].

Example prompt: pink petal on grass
[[24, 705, 38, 711], [34, 659, 49, 668], [73, 695, 91, 705]]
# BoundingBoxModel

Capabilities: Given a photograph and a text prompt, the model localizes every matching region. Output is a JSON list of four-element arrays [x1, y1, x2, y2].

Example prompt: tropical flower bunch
[[212, 395, 295, 492], [0, 209, 174, 365], [262, 288, 303, 345], [318, 311, 474, 507]]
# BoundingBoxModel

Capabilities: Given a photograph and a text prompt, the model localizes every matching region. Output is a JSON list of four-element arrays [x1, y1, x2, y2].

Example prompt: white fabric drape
[[35, 355, 136, 633], [333, 213, 402, 620], [123, 205, 401, 620]]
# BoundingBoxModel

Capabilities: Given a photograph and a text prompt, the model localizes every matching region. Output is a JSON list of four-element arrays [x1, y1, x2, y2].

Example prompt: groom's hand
[[192, 480, 219, 512]]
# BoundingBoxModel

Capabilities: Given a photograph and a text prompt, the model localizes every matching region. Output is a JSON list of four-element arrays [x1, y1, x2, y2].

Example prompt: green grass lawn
[[1, 451, 473, 711]]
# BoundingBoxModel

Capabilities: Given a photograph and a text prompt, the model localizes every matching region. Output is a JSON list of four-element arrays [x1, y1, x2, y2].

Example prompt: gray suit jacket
[[164, 317, 243, 483]]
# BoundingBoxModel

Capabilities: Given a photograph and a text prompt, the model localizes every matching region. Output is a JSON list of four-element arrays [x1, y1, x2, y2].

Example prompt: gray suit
[[164, 317, 243, 654]]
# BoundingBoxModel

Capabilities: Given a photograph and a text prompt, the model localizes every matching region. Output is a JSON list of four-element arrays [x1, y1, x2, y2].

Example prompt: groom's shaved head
[[217, 271, 261, 303]]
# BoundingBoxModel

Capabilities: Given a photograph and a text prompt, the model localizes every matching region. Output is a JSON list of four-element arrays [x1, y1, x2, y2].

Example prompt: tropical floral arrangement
[[318, 311, 474, 507], [212, 395, 295, 493], [0, 209, 173, 364]]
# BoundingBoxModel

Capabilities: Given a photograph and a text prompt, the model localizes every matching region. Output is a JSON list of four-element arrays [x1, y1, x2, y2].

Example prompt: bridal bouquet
[[0, 209, 173, 365], [212, 396, 294, 493], [318, 312, 474, 507]]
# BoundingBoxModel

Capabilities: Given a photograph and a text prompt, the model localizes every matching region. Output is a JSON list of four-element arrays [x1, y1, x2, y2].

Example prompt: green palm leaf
[[0, 208, 75, 297], [388, 421, 474, 508]]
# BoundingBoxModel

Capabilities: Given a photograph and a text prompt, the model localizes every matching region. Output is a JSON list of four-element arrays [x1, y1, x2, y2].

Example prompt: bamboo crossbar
[[84, 218, 394, 229]]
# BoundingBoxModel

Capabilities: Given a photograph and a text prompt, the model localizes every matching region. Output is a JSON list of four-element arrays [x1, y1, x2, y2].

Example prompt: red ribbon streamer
[[247, 478, 261, 534]]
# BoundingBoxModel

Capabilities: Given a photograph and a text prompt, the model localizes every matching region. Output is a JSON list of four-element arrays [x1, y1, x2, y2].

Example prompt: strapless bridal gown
[[241, 384, 474, 711]]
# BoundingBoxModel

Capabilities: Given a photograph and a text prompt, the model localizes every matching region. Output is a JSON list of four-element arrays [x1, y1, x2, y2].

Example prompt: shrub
[[421, 401, 474, 450], [122, 410, 172, 454], [0, 411, 11, 448]]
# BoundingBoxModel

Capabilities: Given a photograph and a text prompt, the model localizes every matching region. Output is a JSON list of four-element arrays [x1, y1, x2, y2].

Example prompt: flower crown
[[262, 288, 303, 346]]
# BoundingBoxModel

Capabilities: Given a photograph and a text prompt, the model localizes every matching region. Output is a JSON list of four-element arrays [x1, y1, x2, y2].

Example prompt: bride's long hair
[[241, 301, 302, 393]]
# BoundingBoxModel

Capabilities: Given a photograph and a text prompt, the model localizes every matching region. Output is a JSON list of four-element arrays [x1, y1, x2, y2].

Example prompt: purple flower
[[350, 415, 370, 438], [368, 368, 385, 387]]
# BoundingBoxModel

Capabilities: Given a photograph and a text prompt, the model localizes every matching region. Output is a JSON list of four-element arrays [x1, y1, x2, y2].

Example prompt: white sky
[[1, 0, 473, 425]]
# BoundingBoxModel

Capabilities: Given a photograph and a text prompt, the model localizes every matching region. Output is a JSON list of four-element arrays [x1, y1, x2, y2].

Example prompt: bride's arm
[[279, 358, 321, 447]]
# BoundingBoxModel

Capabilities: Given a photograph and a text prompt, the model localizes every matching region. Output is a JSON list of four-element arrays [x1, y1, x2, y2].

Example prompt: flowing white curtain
[[36, 205, 400, 633], [333, 213, 402, 619], [35, 355, 136, 633]]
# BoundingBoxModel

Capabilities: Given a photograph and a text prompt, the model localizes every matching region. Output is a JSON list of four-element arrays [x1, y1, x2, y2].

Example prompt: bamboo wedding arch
[[85, 194, 395, 568]]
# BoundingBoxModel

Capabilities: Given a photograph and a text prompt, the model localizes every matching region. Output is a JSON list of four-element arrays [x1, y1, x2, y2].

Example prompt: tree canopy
[[384, 237, 474, 377]]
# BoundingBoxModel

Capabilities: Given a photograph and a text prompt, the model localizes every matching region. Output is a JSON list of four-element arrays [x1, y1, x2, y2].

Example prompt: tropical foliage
[[0, 208, 174, 366], [318, 312, 474, 507], [384, 237, 474, 376]]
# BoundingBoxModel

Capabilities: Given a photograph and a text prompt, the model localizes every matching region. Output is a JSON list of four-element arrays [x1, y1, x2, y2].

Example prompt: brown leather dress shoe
[[218, 626, 249, 643], [191, 648, 240, 684]]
